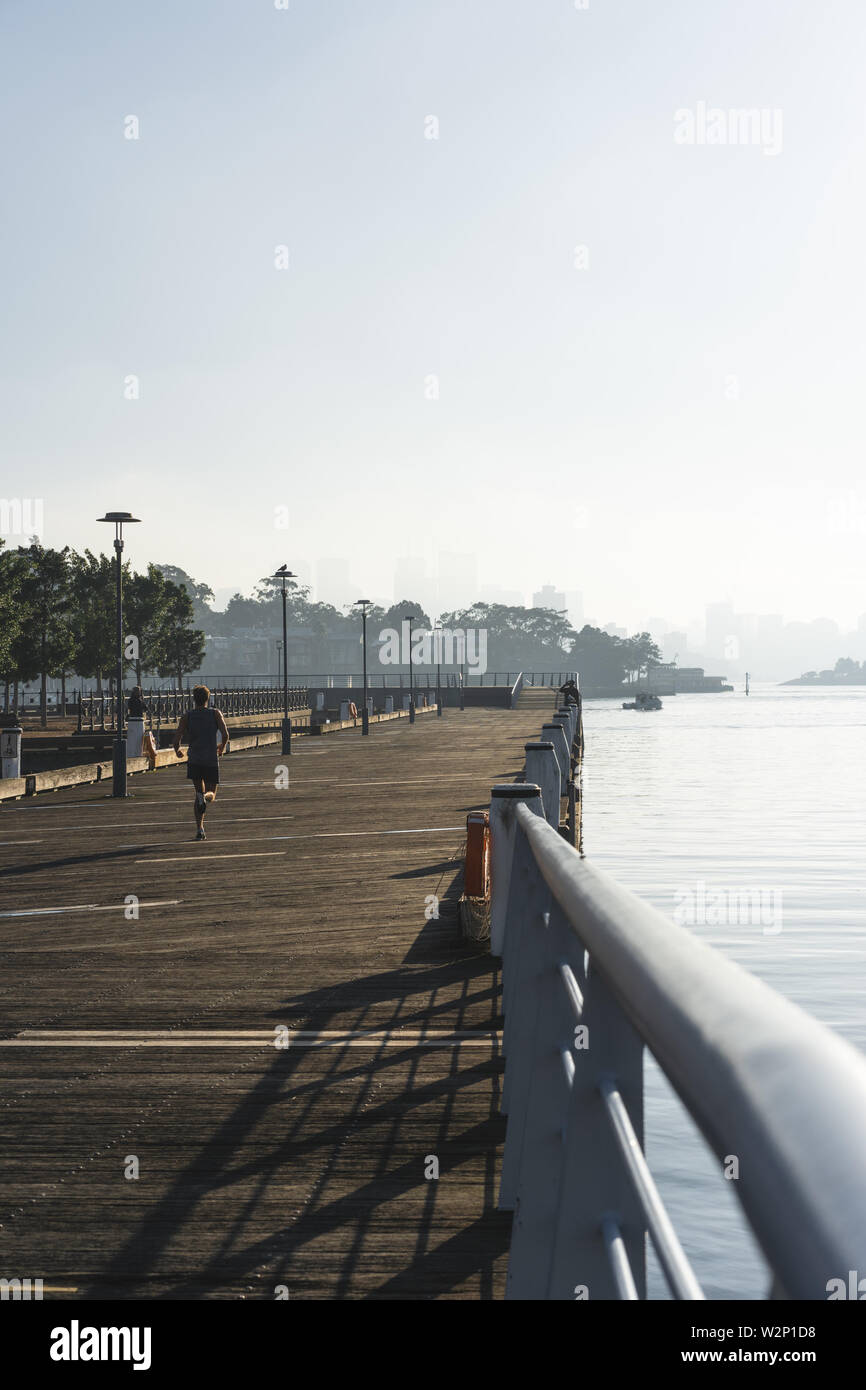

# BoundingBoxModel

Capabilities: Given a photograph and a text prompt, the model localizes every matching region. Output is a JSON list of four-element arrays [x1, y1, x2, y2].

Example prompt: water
[[581, 684, 866, 1299]]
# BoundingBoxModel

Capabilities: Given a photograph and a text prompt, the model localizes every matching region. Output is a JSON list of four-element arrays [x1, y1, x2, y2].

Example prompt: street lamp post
[[97, 511, 141, 797], [404, 613, 415, 723], [355, 600, 372, 735], [273, 565, 296, 754], [434, 623, 443, 717]]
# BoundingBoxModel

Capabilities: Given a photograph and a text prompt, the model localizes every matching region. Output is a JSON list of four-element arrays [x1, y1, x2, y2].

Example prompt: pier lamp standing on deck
[[97, 511, 141, 798], [273, 565, 296, 754], [434, 623, 443, 717], [404, 613, 415, 723], [354, 599, 372, 735]]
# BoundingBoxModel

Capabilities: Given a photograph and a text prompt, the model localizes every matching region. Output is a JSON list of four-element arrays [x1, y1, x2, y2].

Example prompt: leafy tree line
[[162, 570, 661, 692], [437, 603, 660, 689], [0, 542, 205, 725], [0, 546, 662, 721]]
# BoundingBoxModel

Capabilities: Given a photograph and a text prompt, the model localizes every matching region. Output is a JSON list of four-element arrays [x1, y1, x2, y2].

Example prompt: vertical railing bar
[[559, 1045, 575, 1088], [599, 1078, 704, 1300], [602, 1217, 640, 1300], [558, 961, 584, 1018]]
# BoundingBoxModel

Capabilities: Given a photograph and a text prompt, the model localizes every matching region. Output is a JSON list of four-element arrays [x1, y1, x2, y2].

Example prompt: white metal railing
[[491, 703, 866, 1300]]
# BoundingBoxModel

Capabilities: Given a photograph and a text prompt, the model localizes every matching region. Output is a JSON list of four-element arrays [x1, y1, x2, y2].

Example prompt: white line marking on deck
[[136, 852, 286, 863], [125, 828, 463, 856], [0, 900, 181, 919], [0, 816, 298, 834], [0, 840, 43, 845], [2, 1028, 501, 1049], [271, 827, 463, 840]]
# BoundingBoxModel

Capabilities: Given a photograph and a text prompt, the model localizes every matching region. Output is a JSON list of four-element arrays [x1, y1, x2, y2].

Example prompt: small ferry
[[622, 692, 663, 711]]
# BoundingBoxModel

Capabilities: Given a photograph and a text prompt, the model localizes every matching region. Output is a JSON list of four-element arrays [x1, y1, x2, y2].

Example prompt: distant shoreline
[[781, 677, 866, 687]]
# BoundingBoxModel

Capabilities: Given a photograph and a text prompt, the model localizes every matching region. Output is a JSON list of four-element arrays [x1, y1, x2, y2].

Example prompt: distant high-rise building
[[564, 589, 584, 630], [663, 631, 688, 664], [532, 583, 566, 613], [316, 558, 351, 608], [437, 551, 478, 615], [705, 601, 737, 659], [394, 557, 436, 615]]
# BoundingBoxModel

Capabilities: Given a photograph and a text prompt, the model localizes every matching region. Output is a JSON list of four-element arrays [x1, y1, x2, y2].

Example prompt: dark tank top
[[187, 707, 219, 764]]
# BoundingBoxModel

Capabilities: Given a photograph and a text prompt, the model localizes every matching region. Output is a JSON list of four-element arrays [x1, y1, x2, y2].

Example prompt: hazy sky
[[2, 0, 865, 630]]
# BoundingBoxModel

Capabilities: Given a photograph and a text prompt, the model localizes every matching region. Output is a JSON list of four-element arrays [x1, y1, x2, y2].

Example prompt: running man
[[173, 685, 230, 840]]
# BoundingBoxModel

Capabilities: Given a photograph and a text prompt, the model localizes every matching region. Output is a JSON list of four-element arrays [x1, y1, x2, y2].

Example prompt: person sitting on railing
[[127, 686, 146, 719], [558, 677, 579, 706]]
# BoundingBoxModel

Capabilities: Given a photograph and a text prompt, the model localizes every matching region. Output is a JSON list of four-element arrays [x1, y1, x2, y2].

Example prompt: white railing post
[[524, 742, 560, 828], [490, 783, 542, 959], [540, 723, 570, 795], [552, 709, 576, 760], [497, 809, 549, 1205], [505, 898, 584, 1297]]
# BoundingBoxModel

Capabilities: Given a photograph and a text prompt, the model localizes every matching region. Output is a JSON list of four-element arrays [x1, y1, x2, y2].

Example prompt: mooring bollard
[[524, 742, 561, 829], [1, 726, 23, 779]]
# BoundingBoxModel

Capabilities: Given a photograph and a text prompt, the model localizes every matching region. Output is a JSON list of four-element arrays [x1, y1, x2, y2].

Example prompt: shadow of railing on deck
[[82, 954, 507, 1301]]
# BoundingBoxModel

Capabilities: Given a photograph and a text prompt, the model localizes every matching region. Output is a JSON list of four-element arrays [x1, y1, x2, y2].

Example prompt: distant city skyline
[[181, 550, 866, 681]]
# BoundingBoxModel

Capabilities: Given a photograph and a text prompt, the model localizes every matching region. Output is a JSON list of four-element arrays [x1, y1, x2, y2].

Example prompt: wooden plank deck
[[0, 703, 554, 1300]]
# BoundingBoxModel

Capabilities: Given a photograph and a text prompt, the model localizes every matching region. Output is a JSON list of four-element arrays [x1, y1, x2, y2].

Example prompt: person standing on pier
[[173, 685, 229, 841]]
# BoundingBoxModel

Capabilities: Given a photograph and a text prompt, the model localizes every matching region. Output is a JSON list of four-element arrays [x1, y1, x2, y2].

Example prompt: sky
[[2, 0, 866, 633]]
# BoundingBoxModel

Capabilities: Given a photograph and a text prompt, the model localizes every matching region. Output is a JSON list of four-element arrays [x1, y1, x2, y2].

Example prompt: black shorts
[[187, 761, 220, 786]]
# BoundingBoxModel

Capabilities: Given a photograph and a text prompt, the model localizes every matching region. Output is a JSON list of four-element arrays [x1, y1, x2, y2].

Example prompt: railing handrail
[[512, 798, 866, 1299]]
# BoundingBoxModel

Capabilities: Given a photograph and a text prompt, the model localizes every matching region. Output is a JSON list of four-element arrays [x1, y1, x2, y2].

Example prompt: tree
[[12, 544, 75, 726], [834, 657, 861, 678], [0, 542, 27, 698], [154, 565, 215, 628], [381, 600, 433, 632], [126, 564, 183, 684], [154, 584, 206, 687], [253, 573, 315, 625], [620, 631, 662, 683], [437, 603, 575, 672], [568, 626, 630, 690], [69, 549, 119, 695]]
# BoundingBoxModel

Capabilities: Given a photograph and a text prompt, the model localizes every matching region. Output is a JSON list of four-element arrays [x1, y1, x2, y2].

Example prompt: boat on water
[[622, 692, 663, 711]]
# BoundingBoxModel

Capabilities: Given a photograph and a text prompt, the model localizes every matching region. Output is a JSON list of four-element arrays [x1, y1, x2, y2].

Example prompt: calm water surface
[[581, 684, 866, 1299]]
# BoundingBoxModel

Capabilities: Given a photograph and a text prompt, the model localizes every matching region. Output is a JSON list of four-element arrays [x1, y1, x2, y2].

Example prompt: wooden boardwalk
[[0, 704, 553, 1300]]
